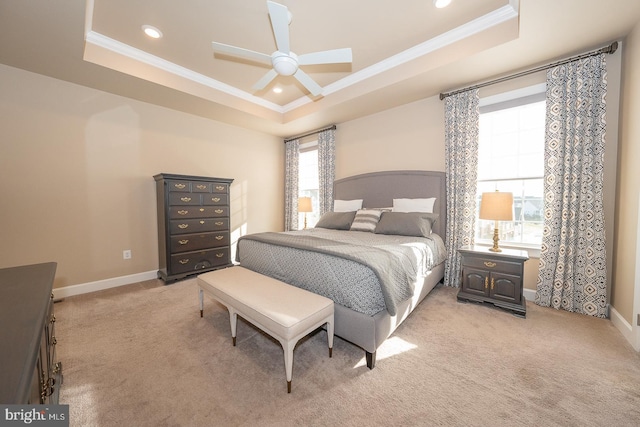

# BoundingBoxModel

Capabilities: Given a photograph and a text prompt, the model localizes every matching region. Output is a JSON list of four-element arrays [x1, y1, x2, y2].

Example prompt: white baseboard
[[523, 288, 536, 301], [53, 270, 159, 299], [610, 306, 640, 351]]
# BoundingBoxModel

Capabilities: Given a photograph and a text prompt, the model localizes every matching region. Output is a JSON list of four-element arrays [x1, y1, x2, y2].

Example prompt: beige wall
[[613, 23, 640, 324], [0, 64, 284, 289]]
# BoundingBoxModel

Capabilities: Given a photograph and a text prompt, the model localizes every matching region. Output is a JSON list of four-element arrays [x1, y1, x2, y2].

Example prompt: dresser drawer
[[191, 182, 212, 192], [212, 183, 229, 193], [170, 232, 230, 253], [202, 194, 229, 206], [169, 206, 230, 221], [170, 218, 227, 234], [170, 247, 230, 274], [169, 192, 201, 205], [167, 180, 191, 192], [462, 256, 521, 275]]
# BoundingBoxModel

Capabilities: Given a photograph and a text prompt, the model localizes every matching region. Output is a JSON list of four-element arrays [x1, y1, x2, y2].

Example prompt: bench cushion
[[197, 266, 333, 341]]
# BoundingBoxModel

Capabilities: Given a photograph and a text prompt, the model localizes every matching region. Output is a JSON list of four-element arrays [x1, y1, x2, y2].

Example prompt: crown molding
[[83, 1, 519, 117]]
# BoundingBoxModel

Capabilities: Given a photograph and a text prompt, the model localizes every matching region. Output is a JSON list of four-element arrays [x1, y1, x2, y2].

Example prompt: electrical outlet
[[123, 250, 132, 260]]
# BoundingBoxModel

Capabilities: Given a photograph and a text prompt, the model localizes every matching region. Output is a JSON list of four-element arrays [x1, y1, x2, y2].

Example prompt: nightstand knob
[[484, 261, 497, 268]]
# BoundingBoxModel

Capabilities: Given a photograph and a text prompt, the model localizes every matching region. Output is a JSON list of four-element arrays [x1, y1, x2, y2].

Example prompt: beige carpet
[[55, 278, 640, 426]]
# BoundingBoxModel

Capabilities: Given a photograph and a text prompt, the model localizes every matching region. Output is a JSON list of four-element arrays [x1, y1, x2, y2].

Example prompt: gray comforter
[[236, 228, 446, 316]]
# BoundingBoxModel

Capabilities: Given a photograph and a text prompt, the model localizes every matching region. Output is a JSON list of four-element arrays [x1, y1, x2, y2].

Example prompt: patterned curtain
[[444, 89, 480, 287], [284, 139, 300, 231], [317, 128, 336, 216], [535, 54, 608, 318]]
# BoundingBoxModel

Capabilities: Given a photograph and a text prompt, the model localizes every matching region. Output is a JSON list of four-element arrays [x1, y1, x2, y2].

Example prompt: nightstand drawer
[[462, 256, 522, 275]]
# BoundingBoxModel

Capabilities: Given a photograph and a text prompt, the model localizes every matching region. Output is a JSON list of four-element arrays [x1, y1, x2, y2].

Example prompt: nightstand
[[457, 245, 529, 318]]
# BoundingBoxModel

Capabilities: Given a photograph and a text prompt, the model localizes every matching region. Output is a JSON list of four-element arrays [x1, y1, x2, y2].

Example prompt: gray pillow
[[374, 212, 438, 237], [315, 211, 357, 230]]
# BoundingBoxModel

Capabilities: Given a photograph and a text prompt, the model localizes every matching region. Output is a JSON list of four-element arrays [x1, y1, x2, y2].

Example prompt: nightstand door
[[489, 272, 522, 304], [462, 267, 489, 297]]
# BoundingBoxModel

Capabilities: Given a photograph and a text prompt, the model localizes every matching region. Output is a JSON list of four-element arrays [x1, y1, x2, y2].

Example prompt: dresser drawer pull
[[200, 220, 205, 224], [215, 221, 224, 226], [215, 185, 225, 191], [199, 208, 205, 212], [174, 183, 186, 189], [214, 209, 224, 214], [196, 184, 207, 190], [211, 197, 221, 202], [215, 253, 224, 258], [180, 197, 192, 202], [484, 277, 488, 289], [215, 236, 224, 240], [52, 337, 57, 345], [179, 259, 189, 264], [179, 239, 189, 245], [177, 210, 189, 215], [50, 315, 56, 324], [491, 278, 495, 290], [484, 261, 497, 268], [178, 224, 189, 229]]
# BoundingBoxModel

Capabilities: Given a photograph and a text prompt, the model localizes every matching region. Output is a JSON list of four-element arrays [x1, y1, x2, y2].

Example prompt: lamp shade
[[298, 197, 312, 213], [479, 192, 513, 221]]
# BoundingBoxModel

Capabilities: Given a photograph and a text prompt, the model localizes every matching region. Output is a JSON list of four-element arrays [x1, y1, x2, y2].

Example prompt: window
[[298, 141, 320, 229], [476, 89, 545, 248]]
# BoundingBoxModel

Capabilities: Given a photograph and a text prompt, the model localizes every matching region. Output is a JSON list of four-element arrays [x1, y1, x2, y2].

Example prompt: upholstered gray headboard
[[333, 170, 447, 239]]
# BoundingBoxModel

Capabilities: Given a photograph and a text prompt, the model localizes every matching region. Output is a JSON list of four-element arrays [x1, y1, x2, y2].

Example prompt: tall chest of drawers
[[155, 173, 234, 283]]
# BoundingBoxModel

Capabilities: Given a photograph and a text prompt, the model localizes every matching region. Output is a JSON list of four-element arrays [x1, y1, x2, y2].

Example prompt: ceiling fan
[[211, 1, 352, 97]]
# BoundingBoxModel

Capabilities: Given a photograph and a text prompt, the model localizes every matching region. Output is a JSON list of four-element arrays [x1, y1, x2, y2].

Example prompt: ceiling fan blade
[[252, 69, 279, 91], [212, 42, 272, 65], [298, 48, 353, 66], [293, 69, 322, 97], [266, 1, 290, 54]]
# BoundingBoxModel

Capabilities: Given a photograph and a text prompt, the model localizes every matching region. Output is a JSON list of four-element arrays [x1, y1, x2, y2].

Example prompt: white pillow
[[392, 198, 436, 213], [334, 199, 363, 212]]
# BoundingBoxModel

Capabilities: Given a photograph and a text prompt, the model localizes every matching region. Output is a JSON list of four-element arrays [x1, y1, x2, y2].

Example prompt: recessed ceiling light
[[142, 25, 163, 39], [273, 87, 283, 94], [434, 0, 452, 8]]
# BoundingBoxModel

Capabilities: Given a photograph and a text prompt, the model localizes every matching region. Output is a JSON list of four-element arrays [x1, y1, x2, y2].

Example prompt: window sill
[[474, 241, 541, 259]]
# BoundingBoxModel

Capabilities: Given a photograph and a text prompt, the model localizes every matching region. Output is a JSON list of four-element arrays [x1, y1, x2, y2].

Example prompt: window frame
[[475, 84, 546, 256]]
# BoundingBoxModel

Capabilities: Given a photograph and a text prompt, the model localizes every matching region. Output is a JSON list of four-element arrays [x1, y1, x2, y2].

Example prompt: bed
[[236, 170, 447, 369]]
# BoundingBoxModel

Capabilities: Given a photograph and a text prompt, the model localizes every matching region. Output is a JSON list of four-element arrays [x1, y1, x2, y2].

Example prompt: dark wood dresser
[[0, 262, 62, 404], [155, 173, 234, 283], [457, 245, 529, 317]]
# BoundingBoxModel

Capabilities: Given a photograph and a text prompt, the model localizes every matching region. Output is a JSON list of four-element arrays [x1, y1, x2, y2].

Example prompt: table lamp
[[479, 191, 513, 252], [298, 197, 312, 229]]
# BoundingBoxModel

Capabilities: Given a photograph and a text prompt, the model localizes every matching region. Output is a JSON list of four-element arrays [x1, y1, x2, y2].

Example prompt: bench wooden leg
[[229, 309, 237, 346], [327, 319, 334, 358], [282, 339, 295, 394], [198, 288, 204, 318]]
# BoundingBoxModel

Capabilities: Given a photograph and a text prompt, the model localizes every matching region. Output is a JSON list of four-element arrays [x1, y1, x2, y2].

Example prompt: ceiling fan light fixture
[[433, 0, 452, 8], [142, 25, 163, 39], [272, 54, 298, 76]]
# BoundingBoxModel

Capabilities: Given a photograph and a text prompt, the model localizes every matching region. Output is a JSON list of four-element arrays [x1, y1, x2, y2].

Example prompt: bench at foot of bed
[[197, 266, 334, 393]]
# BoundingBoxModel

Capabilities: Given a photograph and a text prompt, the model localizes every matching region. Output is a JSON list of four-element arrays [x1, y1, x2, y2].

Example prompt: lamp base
[[488, 226, 502, 252]]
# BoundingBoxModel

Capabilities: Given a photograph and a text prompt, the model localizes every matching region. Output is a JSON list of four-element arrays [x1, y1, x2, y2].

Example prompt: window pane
[[298, 149, 320, 229], [477, 98, 545, 246]]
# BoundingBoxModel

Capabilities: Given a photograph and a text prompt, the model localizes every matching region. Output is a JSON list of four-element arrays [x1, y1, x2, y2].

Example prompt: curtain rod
[[439, 41, 619, 101], [284, 125, 337, 143]]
